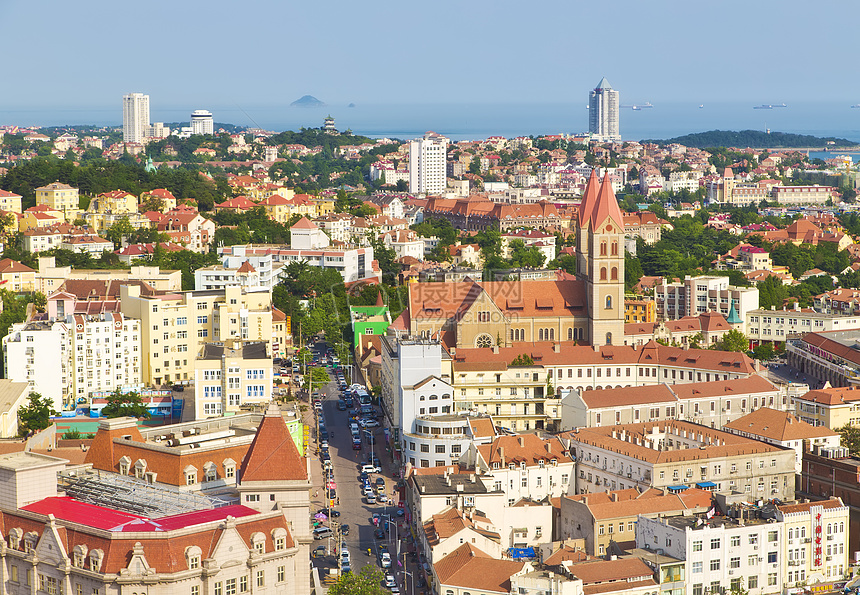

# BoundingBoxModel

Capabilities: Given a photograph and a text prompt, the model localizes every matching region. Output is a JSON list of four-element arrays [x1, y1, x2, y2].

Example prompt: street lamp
[[403, 569, 415, 595]]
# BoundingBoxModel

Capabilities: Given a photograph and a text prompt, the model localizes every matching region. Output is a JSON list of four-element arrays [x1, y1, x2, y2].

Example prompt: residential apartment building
[[746, 307, 860, 344], [561, 374, 789, 430], [35, 257, 181, 295], [0, 258, 35, 291], [190, 109, 214, 135], [402, 414, 496, 470], [775, 499, 850, 586], [3, 313, 141, 411], [566, 420, 796, 499], [35, 182, 79, 215], [792, 385, 860, 428], [588, 78, 620, 142], [193, 340, 272, 419], [625, 298, 657, 323], [0, 189, 23, 213], [409, 131, 448, 195], [197, 246, 287, 290], [123, 92, 150, 143], [2, 320, 68, 411], [119, 284, 276, 386], [446, 340, 759, 432], [466, 433, 574, 507], [636, 506, 786, 595], [724, 408, 840, 474], [655, 275, 759, 326], [772, 185, 838, 206], [560, 487, 713, 556]]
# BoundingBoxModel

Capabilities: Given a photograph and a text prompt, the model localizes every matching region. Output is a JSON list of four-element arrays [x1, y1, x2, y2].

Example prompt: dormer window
[[8, 528, 21, 550], [508, 463, 515, 470], [250, 532, 265, 554], [185, 545, 203, 570], [520, 462, 526, 471], [89, 549, 104, 572], [492, 462, 499, 470], [272, 528, 288, 551], [184, 465, 198, 486], [134, 459, 147, 479], [119, 456, 131, 476], [204, 462, 217, 482], [551, 459, 558, 467], [23, 532, 37, 554], [224, 458, 236, 479], [538, 460, 545, 469], [73, 545, 88, 568]]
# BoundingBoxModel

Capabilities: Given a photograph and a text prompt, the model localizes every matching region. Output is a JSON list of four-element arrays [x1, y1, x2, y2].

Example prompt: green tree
[[752, 343, 775, 361], [837, 425, 860, 456], [511, 354, 535, 366], [715, 329, 749, 353], [303, 368, 331, 392], [508, 239, 545, 269], [103, 216, 137, 249], [101, 389, 150, 419], [328, 565, 387, 595], [18, 393, 56, 436]]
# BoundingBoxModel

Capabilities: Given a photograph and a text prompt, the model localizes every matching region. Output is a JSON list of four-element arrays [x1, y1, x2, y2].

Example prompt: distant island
[[290, 95, 326, 108], [644, 129, 859, 148]]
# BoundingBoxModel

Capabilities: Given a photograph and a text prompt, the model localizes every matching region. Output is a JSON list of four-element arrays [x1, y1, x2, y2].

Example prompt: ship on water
[[753, 104, 773, 109]]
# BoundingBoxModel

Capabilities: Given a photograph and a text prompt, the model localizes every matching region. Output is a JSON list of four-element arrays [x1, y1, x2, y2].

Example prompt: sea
[[4, 101, 860, 145]]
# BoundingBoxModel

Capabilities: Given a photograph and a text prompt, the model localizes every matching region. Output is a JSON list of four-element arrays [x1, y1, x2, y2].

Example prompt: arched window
[[549, 328, 555, 340], [600, 267, 607, 281], [606, 296, 612, 309], [538, 329, 544, 341], [611, 242, 618, 256], [510, 329, 515, 341], [600, 242, 607, 256], [476, 334, 493, 348], [606, 332, 613, 345], [568, 328, 573, 341], [611, 267, 618, 281], [185, 546, 203, 570]]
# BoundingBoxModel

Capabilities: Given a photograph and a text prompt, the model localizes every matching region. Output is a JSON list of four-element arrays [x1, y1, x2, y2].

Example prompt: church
[[395, 170, 625, 348]]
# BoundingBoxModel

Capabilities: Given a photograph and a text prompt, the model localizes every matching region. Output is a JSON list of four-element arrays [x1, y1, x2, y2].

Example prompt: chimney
[[491, 345, 499, 354], [500, 447, 506, 467], [470, 474, 476, 483], [611, 493, 618, 502], [545, 443, 552, 453], [518, 436, 525, 447], [553, 342, 561, 353]]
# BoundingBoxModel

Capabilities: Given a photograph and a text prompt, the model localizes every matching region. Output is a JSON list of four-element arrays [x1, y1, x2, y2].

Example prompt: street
[[304, 342, 415, 592]]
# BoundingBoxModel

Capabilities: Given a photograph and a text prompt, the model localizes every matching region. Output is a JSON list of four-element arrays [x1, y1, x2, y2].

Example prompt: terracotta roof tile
[[434, 543, 524, 593], [240, 402, 307, 482], [723, 407, 838, 441]]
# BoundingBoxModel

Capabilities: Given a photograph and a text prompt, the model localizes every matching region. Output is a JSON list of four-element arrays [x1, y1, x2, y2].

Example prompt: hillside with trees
[[644, 130, 858, 148]]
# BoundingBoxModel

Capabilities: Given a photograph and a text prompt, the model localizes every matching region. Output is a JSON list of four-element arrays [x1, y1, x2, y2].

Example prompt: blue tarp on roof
[[667, 485, 689, 492], [697, 481, 717, 488], [508, 547, 536, 560]]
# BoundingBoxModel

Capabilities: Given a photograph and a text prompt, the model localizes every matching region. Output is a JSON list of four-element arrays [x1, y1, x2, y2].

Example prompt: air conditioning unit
[[728, 570, 734, 576], [803, 538, 811, 543], [753, 545, 759, 551]]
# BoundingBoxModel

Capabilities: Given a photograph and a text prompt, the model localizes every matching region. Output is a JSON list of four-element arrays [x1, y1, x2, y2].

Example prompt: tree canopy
[[101, 390, 151, 419], [18, 393, 56, 436]]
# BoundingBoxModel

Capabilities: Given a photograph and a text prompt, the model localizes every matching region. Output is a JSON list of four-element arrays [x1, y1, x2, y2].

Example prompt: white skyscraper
[[408, 131, 448, 195], [122, 92, 150, 143], [588, 78, 620, 142], [190, 110, 214, 135]]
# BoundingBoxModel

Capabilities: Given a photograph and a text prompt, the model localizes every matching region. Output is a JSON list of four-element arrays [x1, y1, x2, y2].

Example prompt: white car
[[360, 464, 381, 474], [383, 575, 397, 588], [378, 493, 388, 503], [360, 419, 380, 428]]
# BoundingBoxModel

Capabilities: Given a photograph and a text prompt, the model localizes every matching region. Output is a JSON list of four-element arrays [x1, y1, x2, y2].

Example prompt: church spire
[[590, 173, 625, 230], [577, 169, 600, 228]]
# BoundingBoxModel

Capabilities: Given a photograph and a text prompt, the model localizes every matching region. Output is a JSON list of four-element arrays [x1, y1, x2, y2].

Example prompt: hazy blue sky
[[2, 0, 859, 114]]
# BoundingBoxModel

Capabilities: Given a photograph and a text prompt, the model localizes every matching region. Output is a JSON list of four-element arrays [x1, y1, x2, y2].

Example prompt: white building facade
[[190, 109, 215, 135], [122, 92, 150, 143], [588, 78, 620, 142], [408, 132, 448, 195]]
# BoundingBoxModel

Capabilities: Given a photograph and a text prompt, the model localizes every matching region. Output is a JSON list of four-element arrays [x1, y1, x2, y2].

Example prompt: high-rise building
[[588, 77, 620, 141], [408, 131, 448, 195], [190, 109, 214, 135], [122, 92, 150, 143]]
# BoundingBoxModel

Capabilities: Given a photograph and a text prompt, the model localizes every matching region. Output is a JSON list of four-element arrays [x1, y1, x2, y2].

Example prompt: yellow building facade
[[624, 298, 657, 323], [120, 285, 276, 386]]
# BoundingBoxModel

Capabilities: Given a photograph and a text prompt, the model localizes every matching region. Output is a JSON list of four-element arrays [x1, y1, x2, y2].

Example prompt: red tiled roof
[[240, 403, 307, 482]]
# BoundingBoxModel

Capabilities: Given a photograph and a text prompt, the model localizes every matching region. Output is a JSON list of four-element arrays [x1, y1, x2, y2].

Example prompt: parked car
[[341, 524, 350, 536], [374, 528, 386, 539], [383, 575, 397, 588], [313, 527, 333, 540], [313, 545, 326, 558], [361, 464, 381, 474]]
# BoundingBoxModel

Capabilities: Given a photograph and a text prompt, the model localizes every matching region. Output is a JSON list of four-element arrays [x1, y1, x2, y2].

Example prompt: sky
[[2, 0, 860, 122]]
